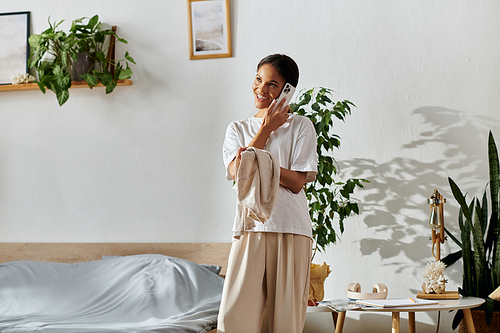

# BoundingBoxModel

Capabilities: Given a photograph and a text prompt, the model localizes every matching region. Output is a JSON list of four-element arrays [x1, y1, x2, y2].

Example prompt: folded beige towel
[[233, 147, 280, 239]]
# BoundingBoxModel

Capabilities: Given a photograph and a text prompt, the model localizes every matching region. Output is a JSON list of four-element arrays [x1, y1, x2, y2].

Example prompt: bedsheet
[[0, 254, 224, 333]]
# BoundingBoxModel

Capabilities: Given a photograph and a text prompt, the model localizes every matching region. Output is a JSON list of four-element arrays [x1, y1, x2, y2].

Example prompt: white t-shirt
[[223, 114, 318, 238]]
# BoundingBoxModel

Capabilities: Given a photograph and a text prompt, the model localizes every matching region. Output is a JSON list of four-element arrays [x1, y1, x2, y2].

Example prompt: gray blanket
[[0, 254, 223, 332]]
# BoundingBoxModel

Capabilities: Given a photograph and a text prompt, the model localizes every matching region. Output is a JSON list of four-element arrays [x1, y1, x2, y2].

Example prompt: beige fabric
[[490, 286, 500, 301], [233, 147, 280, 239], [217, 232, 312, 333]]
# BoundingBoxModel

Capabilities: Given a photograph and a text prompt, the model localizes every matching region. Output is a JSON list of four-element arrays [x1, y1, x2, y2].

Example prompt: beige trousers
[[217, 232, 312, 333]]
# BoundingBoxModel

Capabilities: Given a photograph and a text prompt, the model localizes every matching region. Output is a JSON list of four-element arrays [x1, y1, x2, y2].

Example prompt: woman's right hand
[[243, 97, 289, 155], [262, 97, 290, 132]]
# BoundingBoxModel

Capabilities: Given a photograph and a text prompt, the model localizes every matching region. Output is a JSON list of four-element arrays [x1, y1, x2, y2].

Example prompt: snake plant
[[290, 87, 369, 257], [443, 131, 500, 328]]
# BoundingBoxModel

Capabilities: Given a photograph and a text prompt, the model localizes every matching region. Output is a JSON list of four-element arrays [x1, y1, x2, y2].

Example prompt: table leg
[[392, 312, 400, 333], [463, 309, 476, 333], [331, 311, 338, 327], [408, 312, 415, 333], [334, 311, 346, 333]]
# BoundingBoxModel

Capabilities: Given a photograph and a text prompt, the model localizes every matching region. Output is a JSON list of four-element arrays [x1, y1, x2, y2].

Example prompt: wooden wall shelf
[[0, 79, 133, 92]]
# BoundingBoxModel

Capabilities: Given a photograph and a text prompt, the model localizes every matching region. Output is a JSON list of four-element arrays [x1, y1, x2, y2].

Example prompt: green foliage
[[28, 15, 135, 106], [70, 15, 135, 93], [443, 131, 500, 328], [290, 87, 369, 257], [28, 18, 75, 105]]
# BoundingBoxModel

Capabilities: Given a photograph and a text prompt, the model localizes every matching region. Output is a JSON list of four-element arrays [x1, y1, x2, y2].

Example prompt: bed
[[0, 243, 231, 333]]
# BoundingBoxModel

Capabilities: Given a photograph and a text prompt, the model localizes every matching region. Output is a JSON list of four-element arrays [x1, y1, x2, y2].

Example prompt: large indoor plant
[[442, 131, 500, 330], [28, 15, 135, 106], [290, 87, 369, 257], [290, 87, 369, 303]]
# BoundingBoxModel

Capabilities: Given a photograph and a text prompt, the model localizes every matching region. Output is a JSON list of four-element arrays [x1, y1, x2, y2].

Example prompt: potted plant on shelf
[[69, 15, 135, 94], [28, 18, 75, 106], [442, 131, 500, 332], [290, 87, 369, 303], [28, 15, 135, 106]]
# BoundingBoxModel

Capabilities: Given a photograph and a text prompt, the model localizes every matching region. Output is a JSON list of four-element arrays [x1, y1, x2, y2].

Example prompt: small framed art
[[0, 11, 30, 85], [187, 0, 232, 60]]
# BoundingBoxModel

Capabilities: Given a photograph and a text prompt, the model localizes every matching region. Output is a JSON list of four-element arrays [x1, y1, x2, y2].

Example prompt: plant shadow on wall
[[338, 107, 500, 277]]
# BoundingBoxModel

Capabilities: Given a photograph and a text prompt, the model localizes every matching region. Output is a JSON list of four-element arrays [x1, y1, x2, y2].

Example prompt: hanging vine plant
[[28, 15, 135, 106]]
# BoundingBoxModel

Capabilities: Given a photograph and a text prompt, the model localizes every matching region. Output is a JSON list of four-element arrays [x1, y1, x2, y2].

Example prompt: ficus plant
[[290, 87, 369, 258]]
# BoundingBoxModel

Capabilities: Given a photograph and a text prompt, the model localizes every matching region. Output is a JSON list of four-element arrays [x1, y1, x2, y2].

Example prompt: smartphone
[[273, 83, 296, 112]]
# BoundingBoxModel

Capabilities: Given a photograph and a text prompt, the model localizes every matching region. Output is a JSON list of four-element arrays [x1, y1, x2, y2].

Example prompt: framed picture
[[0, 11, 30, 85], [187, 0, 232, 60]]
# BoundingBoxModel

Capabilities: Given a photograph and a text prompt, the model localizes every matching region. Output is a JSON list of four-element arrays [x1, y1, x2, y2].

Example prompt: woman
[[219, 54, 318, 333]]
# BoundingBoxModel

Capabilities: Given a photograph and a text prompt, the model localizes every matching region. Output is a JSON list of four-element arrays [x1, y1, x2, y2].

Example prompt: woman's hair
[[257, 54, 299, 87]]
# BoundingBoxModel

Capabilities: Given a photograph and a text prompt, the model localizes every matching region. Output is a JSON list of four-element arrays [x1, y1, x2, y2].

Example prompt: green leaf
[[484, 297, 496, 326], [55, 72, 71, 90], [471, 200, 486, 297], [460, 206, 473, 296], [441, 250, 462, 267], [105, 80, 117, 94], [81, 73, 98, 87], [88, 15, 99, 28], [36, 82, 46, 94], [96, 70, 113, 87], [351, 203, 359, 215], [124, 51, 136, 64], [28, 34, 41, 48], [451, 310, 464, 330], [95, 51, 106, 63], [303, 93, 311, 104], [60, 50, 68, 68], [118, 66, 133, 80], [449, 177, 473, 222], [486, 131, 500, 285], [56, 90, 69, 106]]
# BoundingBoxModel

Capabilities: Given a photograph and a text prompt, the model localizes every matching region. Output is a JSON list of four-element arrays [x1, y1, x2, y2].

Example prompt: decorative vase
[[71, 52, 95, 81], [458, 309, 500, 333]]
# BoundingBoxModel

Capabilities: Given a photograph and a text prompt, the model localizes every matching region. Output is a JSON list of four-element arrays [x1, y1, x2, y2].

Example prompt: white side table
[[307, 304, 345, 333], [308, 297, 484, 333]]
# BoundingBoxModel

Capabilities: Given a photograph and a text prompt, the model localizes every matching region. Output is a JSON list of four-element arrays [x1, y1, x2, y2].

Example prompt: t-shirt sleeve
[[222, 122, 240, 181], [291, 118, 318, 183]]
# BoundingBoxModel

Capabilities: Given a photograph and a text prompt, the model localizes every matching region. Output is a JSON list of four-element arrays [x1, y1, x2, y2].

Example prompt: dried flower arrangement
[[11, 73, 35, 85]]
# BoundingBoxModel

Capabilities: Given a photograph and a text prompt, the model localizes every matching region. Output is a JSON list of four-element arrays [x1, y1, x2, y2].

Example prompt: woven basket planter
[[458, 309, 500, 333]]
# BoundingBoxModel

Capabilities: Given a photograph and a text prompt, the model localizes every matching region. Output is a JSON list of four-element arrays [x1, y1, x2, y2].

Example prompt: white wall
[[1, 1, 500, 332]]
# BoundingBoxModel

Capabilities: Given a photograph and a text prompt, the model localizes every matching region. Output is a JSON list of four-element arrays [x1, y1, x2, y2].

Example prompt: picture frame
[[0, 11, 30, 85], [187, 0, 232, 60]]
